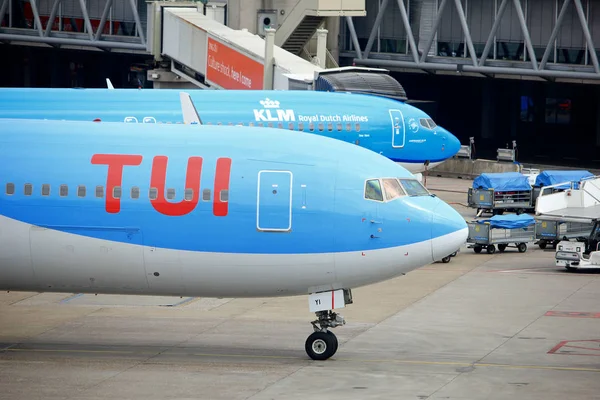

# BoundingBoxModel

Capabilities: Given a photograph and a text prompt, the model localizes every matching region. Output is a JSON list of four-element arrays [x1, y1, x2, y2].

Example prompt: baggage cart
[[467, 214, 536, 254], [468, 172, 533, 216], [535, 219, 595, 249]]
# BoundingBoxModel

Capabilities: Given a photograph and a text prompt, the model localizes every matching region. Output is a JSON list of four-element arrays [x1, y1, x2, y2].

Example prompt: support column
[[263, 27, 275, 90], [316, 28, 328, 68], [325, 17, 339, 63]]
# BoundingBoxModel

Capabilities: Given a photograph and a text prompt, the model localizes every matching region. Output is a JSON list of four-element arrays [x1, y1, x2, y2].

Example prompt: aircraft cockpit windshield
[[364, 177, 429, 202], [419, 118, 438, 130], [398, 179, 430, 196]]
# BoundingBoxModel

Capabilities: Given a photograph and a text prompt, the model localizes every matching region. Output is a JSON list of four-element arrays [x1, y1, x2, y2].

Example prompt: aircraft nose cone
[[441, 128, 461, 158], [431, 200, 468, 262]]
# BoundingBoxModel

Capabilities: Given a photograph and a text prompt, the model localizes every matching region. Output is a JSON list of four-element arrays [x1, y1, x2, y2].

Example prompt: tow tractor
[[555, 220, 600, 271]]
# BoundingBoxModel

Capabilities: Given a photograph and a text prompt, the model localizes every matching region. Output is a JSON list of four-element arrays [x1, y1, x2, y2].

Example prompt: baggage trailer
[[535, 219, 595, 249], [467, 214, 536, 254], [468, 172, 533, 216]]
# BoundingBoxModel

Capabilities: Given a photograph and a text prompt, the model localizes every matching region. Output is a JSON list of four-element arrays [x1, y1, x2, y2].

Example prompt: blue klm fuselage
[[0, 88, 461, 172]]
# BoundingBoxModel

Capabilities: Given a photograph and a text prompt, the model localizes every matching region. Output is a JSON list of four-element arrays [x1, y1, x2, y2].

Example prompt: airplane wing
[[106, 78, 114, 90], [179, 92, 202, 125]]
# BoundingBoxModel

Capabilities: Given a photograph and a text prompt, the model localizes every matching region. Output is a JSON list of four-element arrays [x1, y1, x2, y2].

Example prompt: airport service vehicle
[[535, 219, 595, 249], [555, 220, 600, 271], [0, 97, 468, 361], [467, 214, 535, 254], [0, 88, 461, 174]]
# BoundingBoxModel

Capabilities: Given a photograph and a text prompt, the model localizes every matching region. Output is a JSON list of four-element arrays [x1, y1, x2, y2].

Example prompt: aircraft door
[[257, 171, 293, 232], [389, 109, 405, 148]]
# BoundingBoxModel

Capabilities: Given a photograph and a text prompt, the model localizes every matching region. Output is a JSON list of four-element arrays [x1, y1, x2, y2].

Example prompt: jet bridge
[[146, 3, 326, 90]]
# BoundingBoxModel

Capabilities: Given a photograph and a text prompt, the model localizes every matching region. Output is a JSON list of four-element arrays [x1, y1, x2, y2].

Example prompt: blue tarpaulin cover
[[534, 170, 594, 189], [472, 172, 532, 191], [477, 214, 535, 229]]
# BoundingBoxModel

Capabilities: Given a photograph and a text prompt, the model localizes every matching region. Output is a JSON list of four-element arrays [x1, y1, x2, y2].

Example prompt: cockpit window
[[427, 118, 437, 128], [399, 179, 430, 196], [419, 118, 429, 129], [365, 179, 383, 201], [382, 178, 406, 201]]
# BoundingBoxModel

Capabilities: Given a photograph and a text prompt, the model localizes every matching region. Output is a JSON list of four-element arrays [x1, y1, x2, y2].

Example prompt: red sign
[[206, 37, 264, 90]]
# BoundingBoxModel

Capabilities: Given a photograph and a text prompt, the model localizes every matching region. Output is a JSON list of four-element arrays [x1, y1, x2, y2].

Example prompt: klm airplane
[[0, 99, 467, 360], [0, 88, 461, 174]]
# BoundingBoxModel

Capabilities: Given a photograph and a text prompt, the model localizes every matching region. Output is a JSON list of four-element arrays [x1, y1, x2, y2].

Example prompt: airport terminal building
[[1, 0, 600, 167]]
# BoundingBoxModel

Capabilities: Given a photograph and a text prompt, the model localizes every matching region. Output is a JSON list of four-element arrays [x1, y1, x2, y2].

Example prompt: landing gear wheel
[[474, 246, 482, 254], [517, 243, 527, 253], [539, 241, 547, 250], [450, 252, 458, 257], [486, 245, 496, 254], [305, 331, 337, 360], [498, 244, 507, 252], [441, 256, 451, 263]]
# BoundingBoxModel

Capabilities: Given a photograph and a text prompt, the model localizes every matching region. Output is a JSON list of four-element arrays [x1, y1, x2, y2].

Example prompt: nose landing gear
[[305, 310, 345, 360]]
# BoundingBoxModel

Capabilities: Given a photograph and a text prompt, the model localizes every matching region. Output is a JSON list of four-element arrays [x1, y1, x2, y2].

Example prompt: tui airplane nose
[[430, 200, 468, 262]]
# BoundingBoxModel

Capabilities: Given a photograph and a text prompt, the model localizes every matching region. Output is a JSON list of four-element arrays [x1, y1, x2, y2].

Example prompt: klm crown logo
[[253, 97, 295, 122], [260, 98, 280, 109]]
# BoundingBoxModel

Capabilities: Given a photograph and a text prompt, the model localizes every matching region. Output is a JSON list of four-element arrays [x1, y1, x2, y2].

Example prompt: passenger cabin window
[[184, 188, 194, 201], [149, 188, 158, 200], [220, 190, 229, 202], [113, 186, 122, 199], [24, 184, 33, 196], [167, 188, 176, 200], [131, 187, 140, 199], [346, 123, 351, 132], [355, 123, 361, 132], [202, 188, 211, 201], [318, 123, 324, 132], [288, 122, 294, 130], [309, 123, 314, 131], [364, 179, 383, 202], [382, 179, 406, 201], [299, 122, 304, 131], [6, 183, 15, 195], [337, 123, 342, 131], [277, 122, 283, 129], [327, 123, 333, 132], [399, 179, 430, 196], [78, 185, 86, 198], [60, 184, 68, 197], [42, 184, 50, 196], [96, 186, 104, 198]]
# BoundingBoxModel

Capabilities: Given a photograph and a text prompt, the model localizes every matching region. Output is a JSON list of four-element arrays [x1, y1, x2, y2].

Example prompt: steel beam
[[345, 16, 363, 59], [129, 0, 146, 45], [28, 0, 44, 37], [364, 0, 391, 59], [44, 0, 62, 37], [396, 0, 419, 64], [77, 0, 94, 41], [513, 0, 538, 70], [354, 57, 600, 80], [573, 0, 600, 73], [0, 33, 147, 50], [0, 0, 9, 27], [419, 0, 449, 62], [454, 0, 478, 66], [479, 0, 510, 66], [95, 0, 113, 41], [540, 0, 570, 70]]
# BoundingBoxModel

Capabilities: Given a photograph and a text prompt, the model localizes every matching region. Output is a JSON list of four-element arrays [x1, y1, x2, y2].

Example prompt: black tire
[[539, 241, 547, 250], [450, 252, 457, 257], [566, 266, 578, 272], [305, 331, 337, 361], [327, 331, 338, 353], [486, 245, 496, 254], [517, 243, 527, 253], [498, 244, 507, 252], [474, 246, 482, 254], [442, 256, 451, 263]]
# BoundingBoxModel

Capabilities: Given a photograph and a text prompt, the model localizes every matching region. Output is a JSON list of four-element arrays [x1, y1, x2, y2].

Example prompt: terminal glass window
[[520, 96, 535, 122], [545, 98, 571, 124], [399, 179, 430, 196], [364, 179, 383, 202], [382, 178, 406, 201]]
